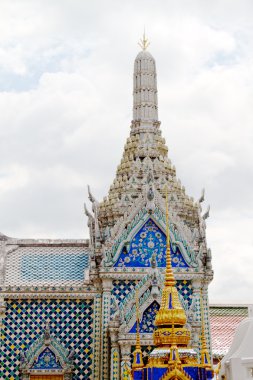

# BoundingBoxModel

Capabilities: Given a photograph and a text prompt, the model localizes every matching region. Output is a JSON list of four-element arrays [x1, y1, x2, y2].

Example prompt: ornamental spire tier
[[132, 34, 159, 130], [97, 42, 201, 233]]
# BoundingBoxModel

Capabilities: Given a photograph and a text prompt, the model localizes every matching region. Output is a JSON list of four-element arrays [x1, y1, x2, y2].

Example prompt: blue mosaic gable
[[115, 219, 188, 268], [21, 254, 89, 281], [32, 347, 62, 370]]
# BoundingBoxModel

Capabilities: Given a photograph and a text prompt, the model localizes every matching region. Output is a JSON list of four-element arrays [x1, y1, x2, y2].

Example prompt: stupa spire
[[132, 34, 158, 126], [138, 30, 150, 51]]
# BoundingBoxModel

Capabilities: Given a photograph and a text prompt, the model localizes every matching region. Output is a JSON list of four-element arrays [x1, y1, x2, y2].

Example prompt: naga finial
[[138, 29, 150, 51]]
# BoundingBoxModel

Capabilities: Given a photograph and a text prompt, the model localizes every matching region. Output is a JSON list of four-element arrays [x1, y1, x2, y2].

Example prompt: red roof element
[[210, 305, 249, 358]]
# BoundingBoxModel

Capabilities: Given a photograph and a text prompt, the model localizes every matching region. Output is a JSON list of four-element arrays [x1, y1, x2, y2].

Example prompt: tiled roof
[[210, 305, 249, 358], [4, 244, 90, 287], [0, 232, 8, 241]]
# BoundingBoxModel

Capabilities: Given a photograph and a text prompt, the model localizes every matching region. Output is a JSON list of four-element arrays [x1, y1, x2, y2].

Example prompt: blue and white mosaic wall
[[177, 280, 193, 308], [112, 280, 138, 303], [1, 299, 94, 380]]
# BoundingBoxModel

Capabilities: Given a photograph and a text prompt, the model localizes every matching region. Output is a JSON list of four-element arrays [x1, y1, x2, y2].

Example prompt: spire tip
[[138, 29, 150, 51]]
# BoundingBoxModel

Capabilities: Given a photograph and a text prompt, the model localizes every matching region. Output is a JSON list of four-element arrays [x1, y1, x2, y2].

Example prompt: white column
[[109, 325, 120, 380], [191, 279, 202, 355], [120, 342, 132, 380], [202, 281, 212, 362], [100, 278, 113, 379]]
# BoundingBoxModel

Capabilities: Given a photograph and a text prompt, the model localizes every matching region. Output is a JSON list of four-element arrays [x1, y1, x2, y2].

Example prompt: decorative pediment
[[103, 203, 198, 269], [161, 368, 192, 380], [31, 347, 62, 370], [19, 323, 74, 378], [114, 218, 189, 268]]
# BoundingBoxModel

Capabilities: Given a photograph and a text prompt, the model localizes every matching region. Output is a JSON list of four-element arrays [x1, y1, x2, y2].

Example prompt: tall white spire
[[132, 34, 158, 128]]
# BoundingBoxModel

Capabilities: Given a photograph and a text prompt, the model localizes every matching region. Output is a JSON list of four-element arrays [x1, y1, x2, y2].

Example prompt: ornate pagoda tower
[[0, 37, 213, 380], [85, 35, 213, 379]]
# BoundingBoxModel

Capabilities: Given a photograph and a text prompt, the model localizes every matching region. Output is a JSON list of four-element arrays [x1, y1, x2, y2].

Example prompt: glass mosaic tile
[[1, 299, 93, 380]]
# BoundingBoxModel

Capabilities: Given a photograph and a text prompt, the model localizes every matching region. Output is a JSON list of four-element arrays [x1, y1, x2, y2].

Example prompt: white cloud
[[0, 164, 29, 195]]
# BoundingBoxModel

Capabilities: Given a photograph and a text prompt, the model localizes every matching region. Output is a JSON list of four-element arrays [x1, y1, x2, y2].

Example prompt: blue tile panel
[[115, 219, 188, 268], [4, 246, 90, 286], [1, 299, 94, 380]]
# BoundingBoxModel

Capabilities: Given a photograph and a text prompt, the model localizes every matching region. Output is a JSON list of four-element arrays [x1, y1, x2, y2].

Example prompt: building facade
[[0, 40, 213, 380]]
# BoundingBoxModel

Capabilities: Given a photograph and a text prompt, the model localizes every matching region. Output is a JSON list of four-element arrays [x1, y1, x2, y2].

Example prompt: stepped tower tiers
[[97, 40, 201, 235]]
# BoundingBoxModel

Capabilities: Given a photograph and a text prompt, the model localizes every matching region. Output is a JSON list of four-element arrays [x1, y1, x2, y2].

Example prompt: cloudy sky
[[0, 0, 253, 303]]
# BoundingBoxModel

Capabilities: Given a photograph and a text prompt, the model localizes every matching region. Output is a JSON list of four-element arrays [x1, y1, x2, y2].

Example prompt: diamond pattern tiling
[[176, 280, 193, 308], [1, 299, 94, 380], [112, 280, 138, 303]]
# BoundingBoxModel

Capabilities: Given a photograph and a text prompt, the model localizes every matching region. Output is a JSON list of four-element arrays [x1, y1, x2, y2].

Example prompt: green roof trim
[[210, 306, 248, 317]]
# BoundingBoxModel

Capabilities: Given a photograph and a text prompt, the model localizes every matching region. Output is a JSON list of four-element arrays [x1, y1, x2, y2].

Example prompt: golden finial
[[154, 186, 189, 345], [164, 186, 176, 286], [136, 288, 141, 349], [138, 29, 150, 51], [132, 288, 144, 369], [200, 288, 212, 370]]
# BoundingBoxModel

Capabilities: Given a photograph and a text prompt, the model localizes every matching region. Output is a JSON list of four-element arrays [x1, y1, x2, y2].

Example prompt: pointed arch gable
[[19, 326, 73, 379], [104, 201, 197, 268], [161, 368, 191, 380]]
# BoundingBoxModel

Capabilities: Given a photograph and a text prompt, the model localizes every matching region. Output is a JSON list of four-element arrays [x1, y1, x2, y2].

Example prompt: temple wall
[[1, 298, 95, 380]]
